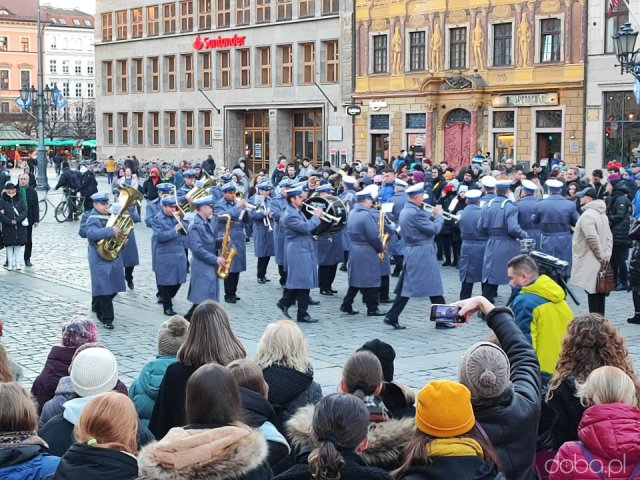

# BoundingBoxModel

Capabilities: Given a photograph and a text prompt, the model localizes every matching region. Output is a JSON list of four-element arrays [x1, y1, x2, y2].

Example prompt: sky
[[43, 0, 95, 14]]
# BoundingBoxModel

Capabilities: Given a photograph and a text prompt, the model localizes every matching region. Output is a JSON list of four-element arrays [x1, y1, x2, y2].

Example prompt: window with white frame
[[50, 60, 57, 74], [62, 60, 69, 74], [539, 18, 561, 63], [75, 83, 82, 97], [372, 34, 387, 73]]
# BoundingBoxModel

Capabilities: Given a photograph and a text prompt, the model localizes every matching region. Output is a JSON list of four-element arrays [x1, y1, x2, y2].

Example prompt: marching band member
[[250, 181, 275, 284], [383, 183, 446, 330], [210, 172, 232, 202], [478, 178, 528, 304], [185, 196, 226, 321], [146, 183, 174, 303], [532, 178, 579, 275], [215, 182, 248, 303], [316, 183, 343, 295], [113, 188, 141, 290], [339, 188, 386, 316], [176, 169, 197, 205], [516, 179, 541, 248], [458, 189, 487, 299], [276, 185, 323, 323], [480, 175, 497, 205], [151, 196, 188, 316], [272, 178, 293, 287], [388, 179, 408, 277], [85, 192, 125, 330], [338, 176, 358, 271]]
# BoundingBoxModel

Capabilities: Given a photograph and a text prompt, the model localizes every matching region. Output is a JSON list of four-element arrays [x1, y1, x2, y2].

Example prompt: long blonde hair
[[578, 366, 638, 407], [0, 383, 37, 432], [177, 301, 246, 367], [253, 320, 311, 373], [74, 392, 138, 454]]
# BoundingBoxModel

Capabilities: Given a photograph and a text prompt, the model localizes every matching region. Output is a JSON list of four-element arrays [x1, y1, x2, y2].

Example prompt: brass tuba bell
[[96, 184, 143, 261]]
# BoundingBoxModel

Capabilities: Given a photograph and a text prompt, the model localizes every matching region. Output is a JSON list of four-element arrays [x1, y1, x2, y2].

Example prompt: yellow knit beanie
[[415, 380, 475, 438]]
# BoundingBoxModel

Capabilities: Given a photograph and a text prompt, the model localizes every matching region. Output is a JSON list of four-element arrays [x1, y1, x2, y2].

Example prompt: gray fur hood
[[286, 404, 415, 468], [137, 424, 268, 480]]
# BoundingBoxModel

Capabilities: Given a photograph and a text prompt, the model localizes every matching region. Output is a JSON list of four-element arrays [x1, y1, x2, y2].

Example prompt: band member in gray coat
[[340, 189, 385, 316], [146, 183, 174, 303], [387, 179, 409, 277], [250, 181, 275, 284], [383, 183, 446, 330], [276, 186, 323, 323], [316, 184, 343, 295], [85, 192, 126, 329], [458, 190, 488, 299], [185, 196, 226, 321], [338, 176, 358, 271], [516, 180, 541, 249], [272, 179, 293, 287]]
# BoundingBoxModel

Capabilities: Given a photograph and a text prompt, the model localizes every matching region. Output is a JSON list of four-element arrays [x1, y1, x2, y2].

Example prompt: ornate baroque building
[[353, 0, 585, 169]]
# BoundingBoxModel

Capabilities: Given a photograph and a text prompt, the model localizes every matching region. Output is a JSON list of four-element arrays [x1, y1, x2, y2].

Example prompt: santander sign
[[193, 33, 247, 50]]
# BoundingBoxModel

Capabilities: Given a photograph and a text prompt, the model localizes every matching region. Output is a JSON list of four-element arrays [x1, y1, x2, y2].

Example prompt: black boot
[[628, 313, 640, 324]]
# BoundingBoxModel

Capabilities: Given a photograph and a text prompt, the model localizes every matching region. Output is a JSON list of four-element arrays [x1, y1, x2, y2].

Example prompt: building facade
[[353, 0, 585, 170], [585, 0, 638, 172], [95, 0, 353, 171], [0, 3, 37, 114]]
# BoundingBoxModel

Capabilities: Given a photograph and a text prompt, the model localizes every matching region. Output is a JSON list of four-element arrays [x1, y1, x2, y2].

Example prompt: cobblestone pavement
[[1, 169, 639, 394]]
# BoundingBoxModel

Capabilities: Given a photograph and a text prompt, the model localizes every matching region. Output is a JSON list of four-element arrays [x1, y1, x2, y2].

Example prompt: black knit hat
[[357, 339, 396, 382]]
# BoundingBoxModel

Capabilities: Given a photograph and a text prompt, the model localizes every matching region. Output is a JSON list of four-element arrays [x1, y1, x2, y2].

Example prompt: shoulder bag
[[596, 261, 616, 295]]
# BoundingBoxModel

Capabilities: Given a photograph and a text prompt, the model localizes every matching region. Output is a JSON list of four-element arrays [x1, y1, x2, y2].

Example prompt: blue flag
[[15, 97, 32, 110], [52, 87, 68, 110]]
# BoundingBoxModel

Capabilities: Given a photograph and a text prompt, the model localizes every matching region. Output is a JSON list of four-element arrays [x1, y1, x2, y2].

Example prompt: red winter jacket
[[549, 403, 640, 480]]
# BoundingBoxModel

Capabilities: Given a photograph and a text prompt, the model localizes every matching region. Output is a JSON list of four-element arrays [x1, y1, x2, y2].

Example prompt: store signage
[[492, 93, 558, 108], [369, 100, 388, 111], [193, 34, 247, 50], [346, 105, 361, 116]]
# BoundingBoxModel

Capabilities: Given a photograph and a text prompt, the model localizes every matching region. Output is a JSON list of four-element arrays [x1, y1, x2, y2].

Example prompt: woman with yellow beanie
[[392, 380, 504, 480]]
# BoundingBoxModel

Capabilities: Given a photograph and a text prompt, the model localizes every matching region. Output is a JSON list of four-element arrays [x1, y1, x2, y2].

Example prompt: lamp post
[[613, 21, 640, 79], [19, 83, 54, 190]]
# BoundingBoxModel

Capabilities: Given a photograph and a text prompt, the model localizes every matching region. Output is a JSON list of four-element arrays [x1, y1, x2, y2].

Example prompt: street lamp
[[613, 21, 640, 78]]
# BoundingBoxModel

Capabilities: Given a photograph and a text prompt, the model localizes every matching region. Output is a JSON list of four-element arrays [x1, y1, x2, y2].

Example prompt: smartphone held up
[[429, 304, 466, 328]]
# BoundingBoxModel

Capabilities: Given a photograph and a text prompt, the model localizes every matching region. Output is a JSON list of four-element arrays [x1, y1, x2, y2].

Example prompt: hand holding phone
[[429, 304, 466, 324]]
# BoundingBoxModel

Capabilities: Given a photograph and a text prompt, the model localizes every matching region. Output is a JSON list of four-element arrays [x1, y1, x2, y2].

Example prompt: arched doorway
[[444, 109, 471, 170]]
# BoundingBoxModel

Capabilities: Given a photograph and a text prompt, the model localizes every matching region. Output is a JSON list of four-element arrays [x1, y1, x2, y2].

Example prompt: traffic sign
[[346, 105, 361, 116]]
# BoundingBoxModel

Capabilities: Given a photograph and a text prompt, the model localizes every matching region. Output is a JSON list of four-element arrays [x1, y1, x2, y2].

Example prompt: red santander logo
[[192, 34, 247, 50]]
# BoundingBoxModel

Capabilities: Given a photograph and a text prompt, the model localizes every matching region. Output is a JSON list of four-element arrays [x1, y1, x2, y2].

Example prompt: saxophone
[[378, 207, 390, 262], [216, 214, 238, 279], [97, 184, 144, 261]]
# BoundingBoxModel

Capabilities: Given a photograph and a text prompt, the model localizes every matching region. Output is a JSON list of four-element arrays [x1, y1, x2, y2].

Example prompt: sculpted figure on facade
[[472, 15, 485, 70], [391, 26, 403, 75], [517, 11, 531, 67], [430, 22, 442, 72]]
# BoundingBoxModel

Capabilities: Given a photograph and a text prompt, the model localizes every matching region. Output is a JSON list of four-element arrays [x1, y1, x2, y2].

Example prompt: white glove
[[395, 226, 402, 234], [109, 204, 122, 215], [195, 180, 205, 189]]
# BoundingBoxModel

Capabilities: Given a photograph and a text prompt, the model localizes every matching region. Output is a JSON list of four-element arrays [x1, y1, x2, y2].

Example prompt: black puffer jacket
[[0, 191, 28, 246], [275, 451, 391, 480], [51, 443, 138, 479], [630, 220, 640, 290], [606, 185, 632, 246], [546, 377, 585, 449], [469, 307, 542, 480]]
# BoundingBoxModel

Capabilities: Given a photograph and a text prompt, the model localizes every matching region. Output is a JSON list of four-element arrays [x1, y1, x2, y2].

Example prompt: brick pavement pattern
[[1, 174, 638, 394]]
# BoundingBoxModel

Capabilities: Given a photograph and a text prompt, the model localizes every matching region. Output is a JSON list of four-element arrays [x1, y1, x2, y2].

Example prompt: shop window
[[535, 110, 562, 128], [372, 34, 387, 73], [147, 6, 160, 36], [299, 0, 313, 18], [245, 111, 270, 171], [370, 114, 389, 130], [449, 27, 467, 69], [493, 110, 514, 128], [293, 110, 322, 164], [406, 113, 426, 129], [493, 23, 512, 66], [409, 31, 426, 71], [236, 0, 250, 25], [604, 91, 640, 165], [540, 18, 561, 63], [163, 3, 176, 33], [605, 2, 628, 54]]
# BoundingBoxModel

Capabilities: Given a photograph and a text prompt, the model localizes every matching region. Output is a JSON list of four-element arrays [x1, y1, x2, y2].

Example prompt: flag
[[52, 87, 68, 110], [634, 78, 640, 104], [15, 97, 32, 110], [606, 0, 619, 17]]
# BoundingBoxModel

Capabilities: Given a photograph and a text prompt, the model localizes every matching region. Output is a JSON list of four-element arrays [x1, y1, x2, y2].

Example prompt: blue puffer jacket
[[129, 355, 177, 426], [0, 443, 60, 480]]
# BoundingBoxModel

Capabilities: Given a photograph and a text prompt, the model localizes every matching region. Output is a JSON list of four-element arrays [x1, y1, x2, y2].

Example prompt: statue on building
[[391, 26, 403, 75], [472, 16, 485, 70], [517, 12, 531, 67], [430, 22, 442, 72]]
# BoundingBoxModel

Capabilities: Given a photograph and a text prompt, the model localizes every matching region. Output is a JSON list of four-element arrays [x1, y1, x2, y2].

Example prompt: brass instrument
[[173, 212, 188, 235], [96, 185, 144, 261], [378, 207, 390, 262], [216, 214, 238, 279], [180, 171, 216, 213], [235, 191, 245, 199], [302, 203, 342, 224], [422, 203, 460, 223]]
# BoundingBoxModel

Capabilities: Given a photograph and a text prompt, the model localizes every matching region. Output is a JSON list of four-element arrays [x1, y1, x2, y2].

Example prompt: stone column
[[269, 109, 292, 171], [425, 103, 437, 159]]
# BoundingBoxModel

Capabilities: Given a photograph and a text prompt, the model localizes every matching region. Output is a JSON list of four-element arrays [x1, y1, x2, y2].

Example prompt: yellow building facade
[[353, 0, 584, 169]]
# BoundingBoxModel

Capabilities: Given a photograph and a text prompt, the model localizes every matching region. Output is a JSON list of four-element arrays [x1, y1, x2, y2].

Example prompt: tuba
[[180, 171, 216, 213], [378, 207, 390, 262], [216, 214, 238, 279], [96, 184, 144, 261]]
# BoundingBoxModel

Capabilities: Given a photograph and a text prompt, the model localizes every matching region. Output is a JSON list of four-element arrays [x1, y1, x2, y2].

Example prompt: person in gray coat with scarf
[[456, 296, 542, 480]]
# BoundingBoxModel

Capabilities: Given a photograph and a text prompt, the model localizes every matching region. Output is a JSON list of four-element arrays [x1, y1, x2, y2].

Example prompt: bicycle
[[53, 191, 86, 223], [38, 189, 62, 222]]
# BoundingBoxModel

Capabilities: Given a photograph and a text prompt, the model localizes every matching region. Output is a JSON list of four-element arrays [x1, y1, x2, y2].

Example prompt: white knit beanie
[[70, 347, 118, 397]]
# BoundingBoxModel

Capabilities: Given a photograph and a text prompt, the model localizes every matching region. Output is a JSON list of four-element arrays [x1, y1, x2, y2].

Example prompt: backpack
[[68, 171, 82, 191]]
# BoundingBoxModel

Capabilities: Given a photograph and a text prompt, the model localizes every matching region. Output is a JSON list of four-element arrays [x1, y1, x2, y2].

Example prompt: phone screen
[[429, 304, 465, 323]]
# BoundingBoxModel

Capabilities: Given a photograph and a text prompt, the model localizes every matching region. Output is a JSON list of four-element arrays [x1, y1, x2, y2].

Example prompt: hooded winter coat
[[510, 275, 573, 374], [31, 346, 78, 411], [286, 403, 415, 470], [549, 403, 640, 480], [571, 200, 613, 293], [605, 185, 633, 247], [51, 443, 138, 479], [0, 434, 60, 480], [137, 423, 273, 480], [38, 397, 154, 457], [0, 190, 28, 246], [128, 355, 177, 426], [546, 377, 585, 449], [275, 450, 392, 480]]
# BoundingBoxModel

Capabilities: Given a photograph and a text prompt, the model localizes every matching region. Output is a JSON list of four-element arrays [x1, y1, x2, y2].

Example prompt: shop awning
[[82, 139, 96, 147], [0, 140, 38, 147]]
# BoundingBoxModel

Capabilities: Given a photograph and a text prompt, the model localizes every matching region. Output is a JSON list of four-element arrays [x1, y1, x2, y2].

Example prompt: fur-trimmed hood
[[286, 404, 415, 469], [137, 423, 268, 480]]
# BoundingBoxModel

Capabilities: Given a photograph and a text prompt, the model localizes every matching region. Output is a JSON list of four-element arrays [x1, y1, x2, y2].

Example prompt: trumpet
[[302, 203, 341, 224], [422, 203, 460, 223]]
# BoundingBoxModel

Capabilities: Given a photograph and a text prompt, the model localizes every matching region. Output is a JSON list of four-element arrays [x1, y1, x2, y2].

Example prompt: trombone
[[422, 203, 460, 223], [244, 202, 273, 231], [302, 203, 341, 224]]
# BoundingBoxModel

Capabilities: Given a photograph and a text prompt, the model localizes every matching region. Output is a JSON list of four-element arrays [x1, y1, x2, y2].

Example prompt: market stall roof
[[0, 124, 34, 143], [82, 139, 96, 147]]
